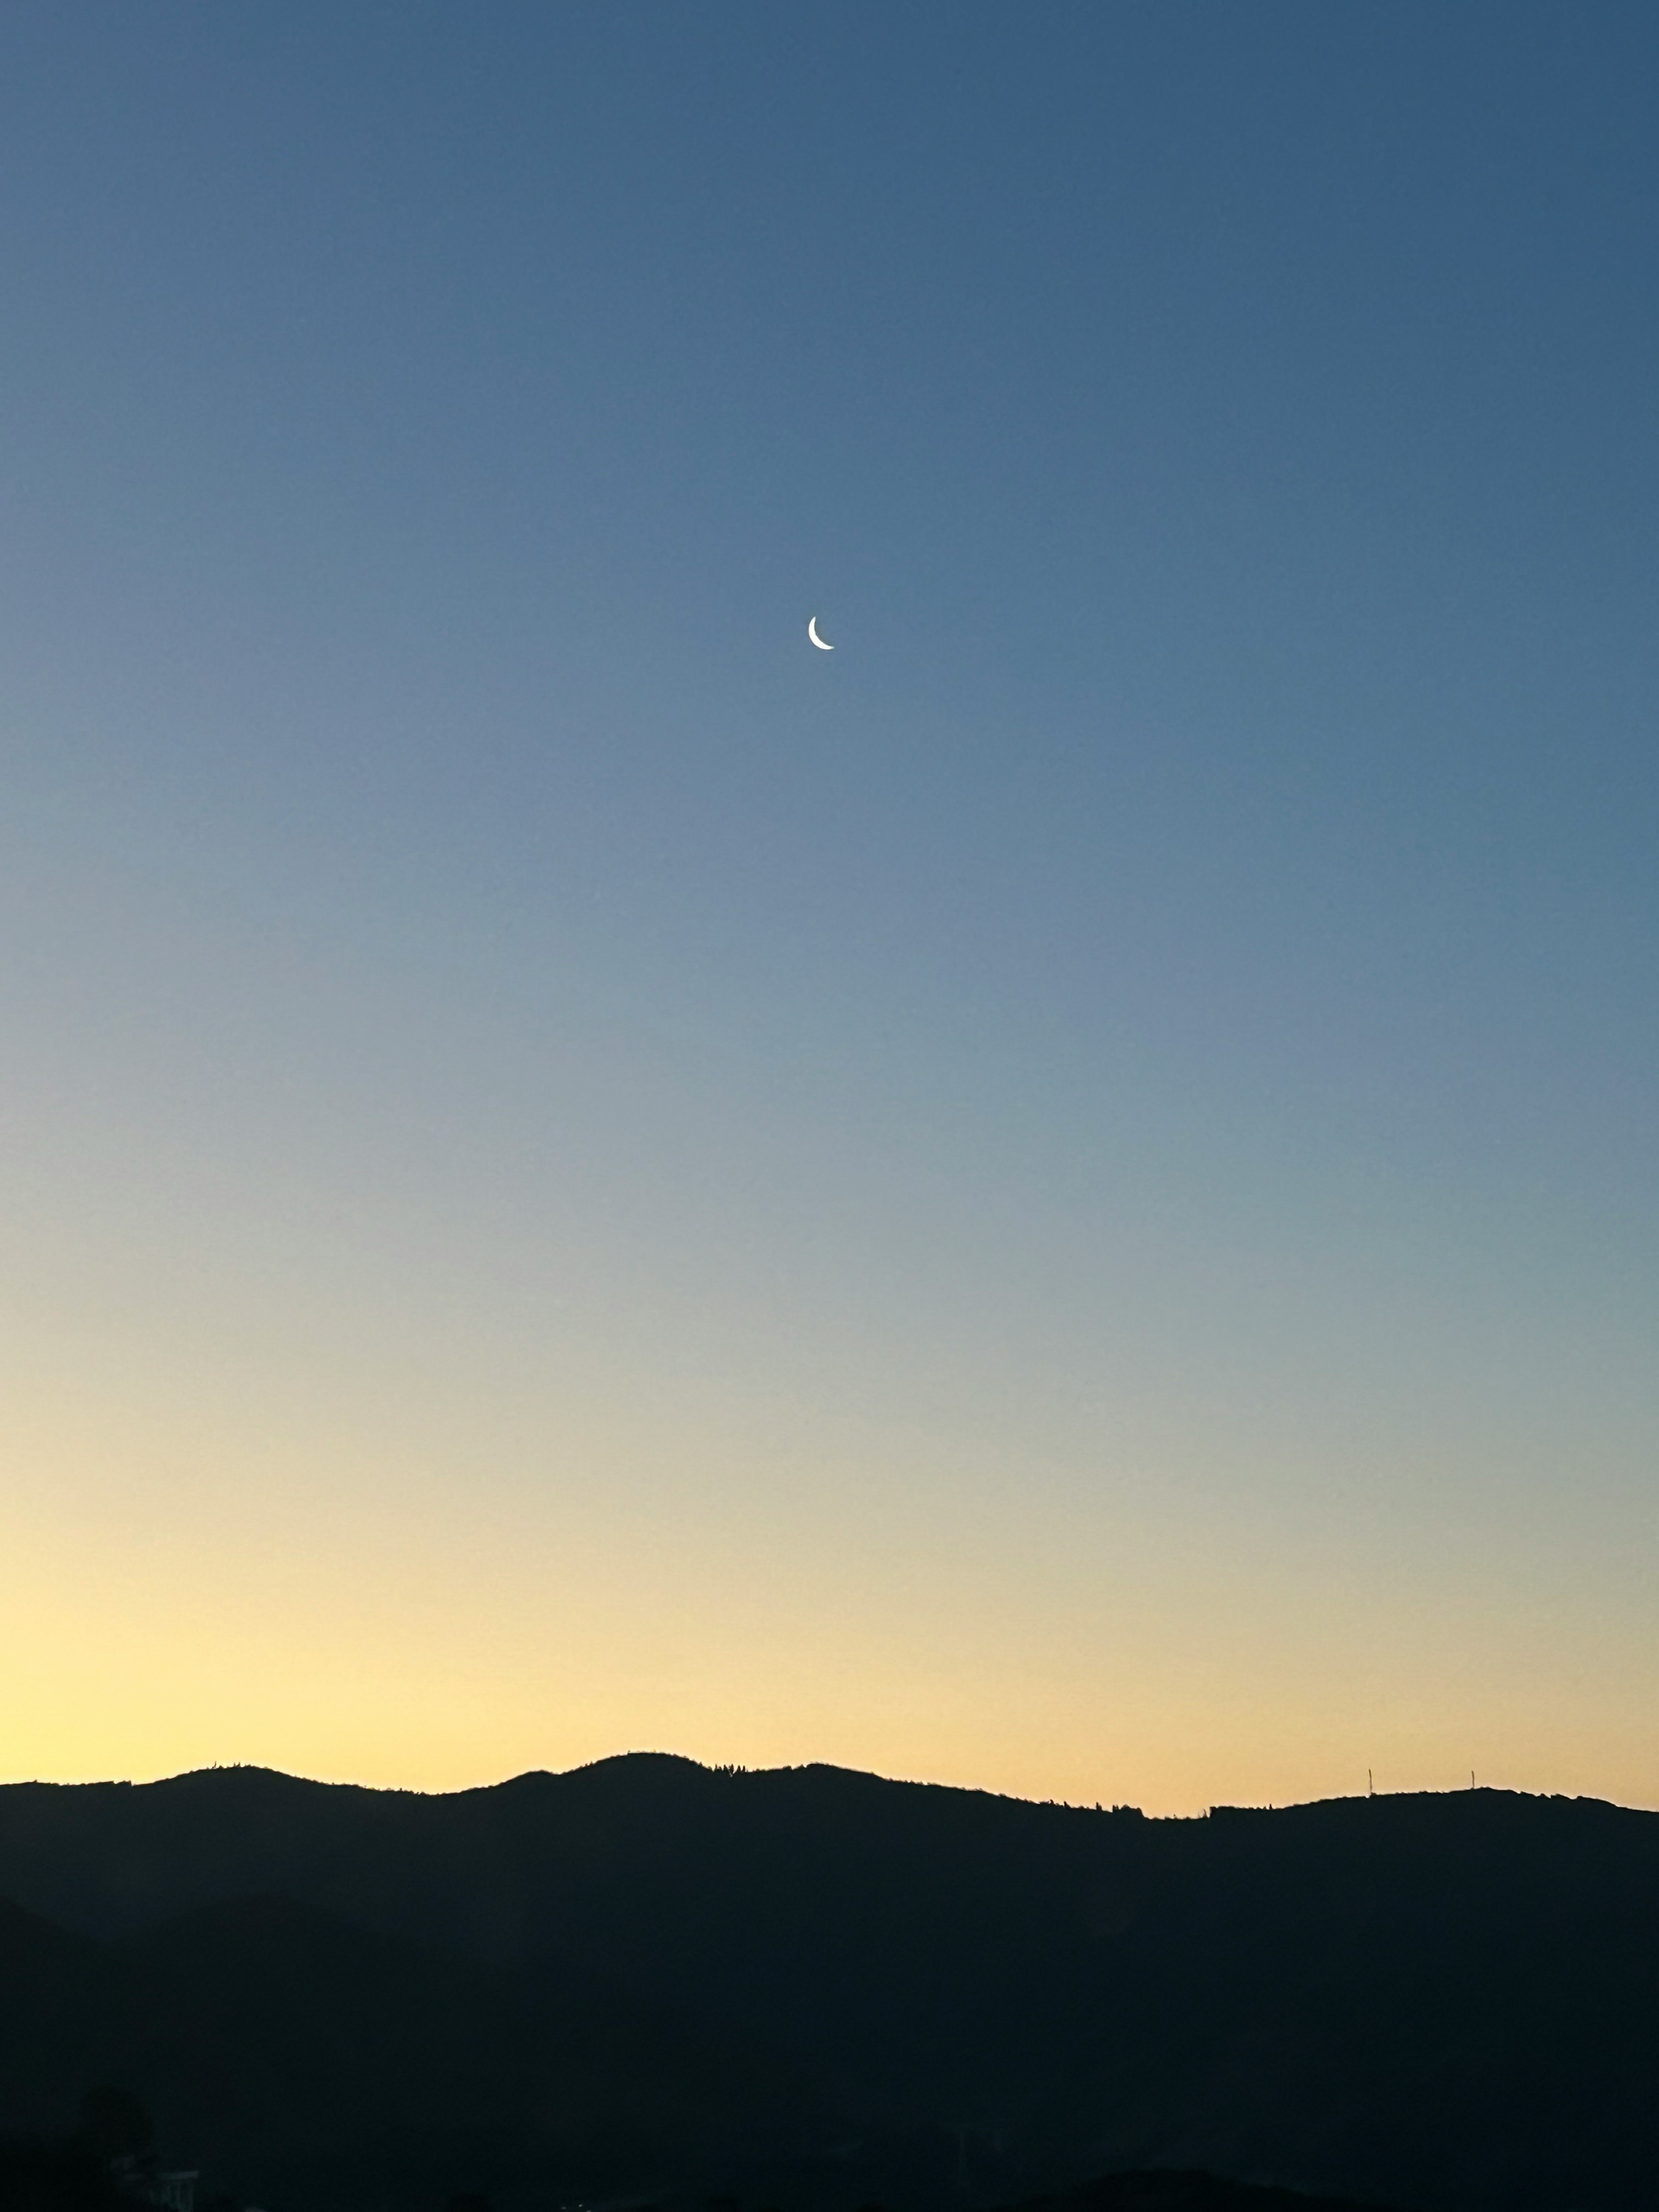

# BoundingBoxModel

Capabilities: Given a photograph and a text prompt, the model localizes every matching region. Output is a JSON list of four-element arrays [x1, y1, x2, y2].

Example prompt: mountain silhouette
[[1, 1759, 1655, 2212]]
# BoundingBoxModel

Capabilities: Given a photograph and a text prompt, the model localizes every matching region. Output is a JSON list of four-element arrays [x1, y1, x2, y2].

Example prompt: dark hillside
[[1001, 2177, 1390, 2212], [1, 1763, 1656, 2212], [0, 1887, 814, 2212]]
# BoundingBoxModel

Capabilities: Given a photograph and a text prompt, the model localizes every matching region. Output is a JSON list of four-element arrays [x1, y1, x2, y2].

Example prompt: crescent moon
[[807, 616, 833, 651]]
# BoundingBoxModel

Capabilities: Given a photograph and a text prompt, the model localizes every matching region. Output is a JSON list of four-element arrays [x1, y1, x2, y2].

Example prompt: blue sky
[[3, 4, 1656, 1806]]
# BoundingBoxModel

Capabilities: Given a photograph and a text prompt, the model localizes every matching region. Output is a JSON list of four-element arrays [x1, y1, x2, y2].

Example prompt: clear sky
[[3, 4, 1656, 1814]]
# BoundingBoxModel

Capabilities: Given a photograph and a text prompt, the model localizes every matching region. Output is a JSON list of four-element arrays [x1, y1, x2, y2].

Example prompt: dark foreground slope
[[0, 1886, 802, 2212], [1006, 2180, 1388, 2212], [1, 1760, 1656, 2212]]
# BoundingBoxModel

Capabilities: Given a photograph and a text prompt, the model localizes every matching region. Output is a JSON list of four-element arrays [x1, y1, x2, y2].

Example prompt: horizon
[[3, 1748, 1645, 1826], [5, 6, 1657, 1824]]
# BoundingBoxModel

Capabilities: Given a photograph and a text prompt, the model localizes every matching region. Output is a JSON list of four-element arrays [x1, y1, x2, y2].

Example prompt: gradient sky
[[3, 4, 1656, 1814]]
